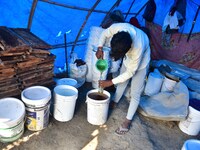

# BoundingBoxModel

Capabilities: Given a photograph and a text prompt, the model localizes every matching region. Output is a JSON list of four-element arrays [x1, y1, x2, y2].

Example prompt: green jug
[[95, 59, 108, 73]]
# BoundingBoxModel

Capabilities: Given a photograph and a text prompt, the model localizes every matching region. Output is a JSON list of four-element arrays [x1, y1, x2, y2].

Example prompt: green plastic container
[[95, 59, 108, 73]]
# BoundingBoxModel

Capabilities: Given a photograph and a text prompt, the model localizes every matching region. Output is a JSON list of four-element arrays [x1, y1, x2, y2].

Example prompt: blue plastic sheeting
[[0, 0, 200, 69]]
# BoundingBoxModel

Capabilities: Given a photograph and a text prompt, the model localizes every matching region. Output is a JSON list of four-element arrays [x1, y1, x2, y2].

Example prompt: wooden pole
[[135, 1, 148, 17], [100, 0, 122, 27], [39, 0, 107, 14], [36, 0, 136, 16], [64, 33, 68, 77], [70, 0, 101, 58], [124, 0, 136, 20], [187, 3, 200, 42], [27, 0, 38, 30]]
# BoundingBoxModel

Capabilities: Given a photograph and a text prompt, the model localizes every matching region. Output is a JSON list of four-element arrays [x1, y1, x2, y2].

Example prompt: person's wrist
[[98, 47, 103, 51]]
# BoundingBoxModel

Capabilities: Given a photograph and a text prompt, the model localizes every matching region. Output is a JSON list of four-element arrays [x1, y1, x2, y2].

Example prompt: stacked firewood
[[0, 27, 55, 98]]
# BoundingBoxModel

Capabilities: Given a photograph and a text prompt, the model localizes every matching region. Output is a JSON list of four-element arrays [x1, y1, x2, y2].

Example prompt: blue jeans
[[113, 63, 149, 120]]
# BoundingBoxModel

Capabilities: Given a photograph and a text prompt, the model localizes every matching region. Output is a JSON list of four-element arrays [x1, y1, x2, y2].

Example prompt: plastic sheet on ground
[[139, 81, 189, 121]]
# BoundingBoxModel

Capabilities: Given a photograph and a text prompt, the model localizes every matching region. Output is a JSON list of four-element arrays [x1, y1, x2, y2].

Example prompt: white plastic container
[[86, 89, 110, 125], [179, 106, 200, 136], [0, 97, 25, 143], [21, 86, 51, 131], [161, 76, 177, 92], [144, 71, 163, 96], [181, 139, 200, 150], [56, 78, 78, 88], [53, 85, 78, 122]]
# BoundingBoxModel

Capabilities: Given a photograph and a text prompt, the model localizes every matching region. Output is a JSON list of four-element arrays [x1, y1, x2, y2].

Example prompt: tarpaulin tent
[[0, 0, 200, 71]]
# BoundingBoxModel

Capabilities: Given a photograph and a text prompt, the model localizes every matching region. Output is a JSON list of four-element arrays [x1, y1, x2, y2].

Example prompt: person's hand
[[96, 47, 104, 59], [169, 7, 176, 16], [99, 80, 113, 88]]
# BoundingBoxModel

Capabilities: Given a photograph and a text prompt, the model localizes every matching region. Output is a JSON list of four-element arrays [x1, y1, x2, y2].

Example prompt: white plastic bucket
[[0, 98, 25, 143], [53, 85, 78, 122], [21, 86, 51, 131], [179, 106, 200, 136], [161, 76, 177, 92], [181, 139, 200, 150], [144, 71, 163, 96], [86, 89, 110, 125], [56, 78, 78, 88]]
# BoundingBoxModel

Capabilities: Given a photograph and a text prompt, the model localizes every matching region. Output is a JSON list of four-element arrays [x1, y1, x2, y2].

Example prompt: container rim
[[21, 86, 51, 107], [0, 97, 25, 128]]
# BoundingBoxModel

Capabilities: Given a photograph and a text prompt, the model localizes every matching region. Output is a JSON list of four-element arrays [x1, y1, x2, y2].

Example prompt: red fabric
[[146, 22, 200, 71], [129, 17, 141, 28]]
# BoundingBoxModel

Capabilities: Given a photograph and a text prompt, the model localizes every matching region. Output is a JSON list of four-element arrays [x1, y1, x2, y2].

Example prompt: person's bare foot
[[121, 118, 131, 129], [115, 118, 131, 136]]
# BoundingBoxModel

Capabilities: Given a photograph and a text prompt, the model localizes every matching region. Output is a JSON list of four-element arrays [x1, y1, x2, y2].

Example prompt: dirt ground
[[0, 82, 200, 150]]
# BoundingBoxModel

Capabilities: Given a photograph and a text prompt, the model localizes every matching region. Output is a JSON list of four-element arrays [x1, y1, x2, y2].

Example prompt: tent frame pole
[[28, 0, 38, 30], [124, 0, 136, 20], [70, 0, 101, 58], [100, 0, 122, 27], [187, 5, 200, 42]]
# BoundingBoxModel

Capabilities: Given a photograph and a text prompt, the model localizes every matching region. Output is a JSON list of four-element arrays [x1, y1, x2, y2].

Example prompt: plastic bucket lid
[[54, 85, 78, 102], [182, 139, 200, 150], [56, 78, 77, 88], [0, 98, 25, 128], [21, 86, 51, 107]]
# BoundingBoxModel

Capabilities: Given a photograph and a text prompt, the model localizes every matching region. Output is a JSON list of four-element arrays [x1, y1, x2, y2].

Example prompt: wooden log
[[5, 46, 31, 52], [22, 71, 54, 83], [22, 78, 55, 89], [17, 57, 44, 69], [0, 51, 25, 56], [22, 76, 54, 87], [30, 49, 51, 58], [0, 27, 22, 48], [0, 78, 18, 86], [0, 74, 15, 80], [22, 72, 54, 84], [18, 69, 53, 81], [17, 68, 53, 78], [17, 67, 36, 74], [37, 63, 54, 69], [10, 28, 52, 49], [0, 68, 15, 75], [31, 49, 51, 54], [39, 79, 55, 87], [1, 59, 23, 65], [0, 40, 6, 51], [0, 83, 20, 92], [0, 64, 14, 69], [0, 88, 21, 99], [0, 55, 24, 61]]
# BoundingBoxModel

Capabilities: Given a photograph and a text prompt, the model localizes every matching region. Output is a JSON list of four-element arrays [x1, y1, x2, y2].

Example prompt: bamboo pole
[[70, 0, 101, 58], [39, 0, 136, 15], [39, 0, 107, 14], [100, 0, 122, 27], [29, 0, 136, 30], [135, 1, 148, 17], [52, 43, 86, 49], [52, 39, 86, 49], [28, 0, 38, 30], [124, 0, 136, 20]]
